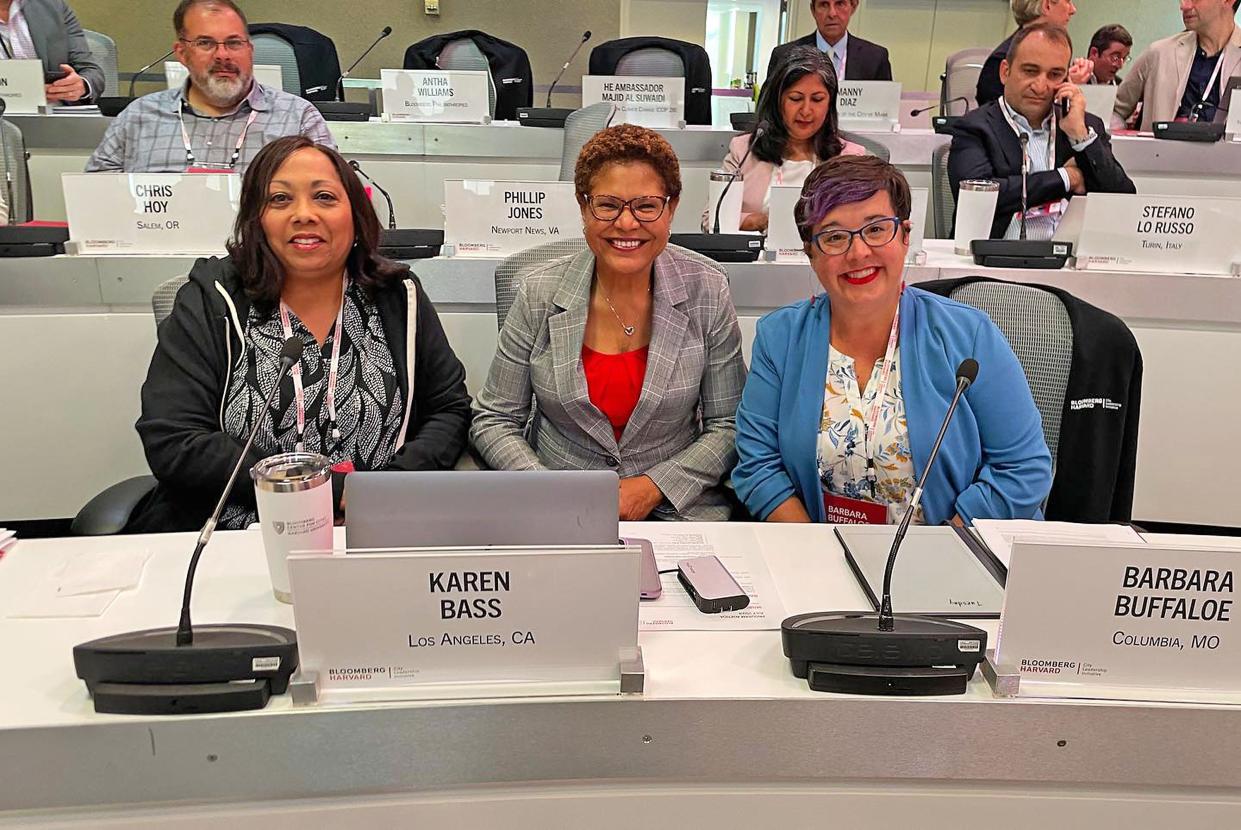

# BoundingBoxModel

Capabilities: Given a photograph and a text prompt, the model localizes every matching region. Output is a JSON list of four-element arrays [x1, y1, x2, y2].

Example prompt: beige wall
[[621, 0, 708, 45], [72, 0, 621, 105]]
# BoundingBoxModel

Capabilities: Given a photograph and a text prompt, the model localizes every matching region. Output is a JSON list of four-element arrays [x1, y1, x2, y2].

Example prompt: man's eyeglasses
[[582, 195, 671, 223], [810, 216, 903, 256], [180, 37, 252, 54]]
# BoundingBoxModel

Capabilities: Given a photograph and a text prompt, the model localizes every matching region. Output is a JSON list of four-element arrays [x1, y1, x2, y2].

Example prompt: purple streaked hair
[[794, 155, 912, 244]]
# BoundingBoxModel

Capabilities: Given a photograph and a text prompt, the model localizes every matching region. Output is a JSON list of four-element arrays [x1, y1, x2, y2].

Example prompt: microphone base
[[380, 228, 444, 260], [782, 611, 986, 696], [516, 107, 574, 128], [931, 115, 962, 134], [73, 624, 298, 715], [670, 232, 763, 263], [97, 96, 136, 117], [1153, 121, 1225, 143], [314, 102, 372, 121], [970, 239, 1072, 269]]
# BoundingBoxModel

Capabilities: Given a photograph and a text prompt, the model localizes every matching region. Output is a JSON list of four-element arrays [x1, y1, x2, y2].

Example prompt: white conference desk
[[13, 114, 1241, 228], [2, 240, 1238, 529], [2, 524, 1241, 827]]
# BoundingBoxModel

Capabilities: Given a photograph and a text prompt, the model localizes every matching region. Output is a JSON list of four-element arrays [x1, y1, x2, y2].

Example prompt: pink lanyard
[[278, 275, 348, 453], [179, 107, 257, 171]]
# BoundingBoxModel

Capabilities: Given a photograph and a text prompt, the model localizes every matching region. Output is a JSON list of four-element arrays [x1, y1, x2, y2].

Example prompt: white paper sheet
[[55, 548, 151, 596], [8, 588, 120, 618], [973, 520, 1144, 569], [636, 525, 786, 631]]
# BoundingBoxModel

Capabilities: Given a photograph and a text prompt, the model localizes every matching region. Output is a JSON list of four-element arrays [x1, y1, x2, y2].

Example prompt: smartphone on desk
[[622, 537, 662, 600]]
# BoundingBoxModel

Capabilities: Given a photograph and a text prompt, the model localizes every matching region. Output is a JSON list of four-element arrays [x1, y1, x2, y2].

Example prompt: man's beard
[[191, 64, 252, 109]]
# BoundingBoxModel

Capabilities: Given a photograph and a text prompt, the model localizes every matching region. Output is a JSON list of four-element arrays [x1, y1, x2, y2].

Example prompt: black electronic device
[[730, 111, 758, 132], [314, 101, 372, 121], [44, 69, 69, 84], [516, 30, 591, 128], [970, 238, 1072, 269], [1152, 121, 1226, 143], [337, 26, 392, 101], [0, 225, 69, 257], [97, 96, 135, 117], [671, 232, 762, 263], [73, 338, 305, 715], [712, 119, 767, 234], [911, 97, 969, 134], [780, 359, 989, 696], [381, 228, 444, 259]]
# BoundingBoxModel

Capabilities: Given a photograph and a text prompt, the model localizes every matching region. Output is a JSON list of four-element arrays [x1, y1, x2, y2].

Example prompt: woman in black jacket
[[129, 135, 471, 532]]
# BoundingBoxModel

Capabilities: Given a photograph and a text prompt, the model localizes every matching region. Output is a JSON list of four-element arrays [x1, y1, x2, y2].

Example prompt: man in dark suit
[[948, 24, 1135, 241], [0, 0, 105, 102], [976, 0, 1091, 107], [766, 0, 892, 82]]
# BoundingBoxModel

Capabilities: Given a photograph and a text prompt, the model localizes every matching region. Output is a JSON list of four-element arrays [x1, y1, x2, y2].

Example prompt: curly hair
[[226, 135, 406, 317], [573, 124, 682, 199], [795, 155, 911, 244]]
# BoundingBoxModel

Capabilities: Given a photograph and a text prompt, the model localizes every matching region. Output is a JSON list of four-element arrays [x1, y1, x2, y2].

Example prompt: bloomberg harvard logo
[[327, 666, 390, 682], [1019, 658, 1078, 675]]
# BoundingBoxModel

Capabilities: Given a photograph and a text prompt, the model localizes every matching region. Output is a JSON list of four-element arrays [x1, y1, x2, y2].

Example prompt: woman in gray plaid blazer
[[471, 125, 747, 521]]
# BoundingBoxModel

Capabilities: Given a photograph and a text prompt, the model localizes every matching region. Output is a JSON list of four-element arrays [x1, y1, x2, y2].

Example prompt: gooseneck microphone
[[176, 336, 304, 645], [1018, 133, 1030, 241], [546, 30, 592, 107], [0, 98, 12, 225], [877, 358, 978, 631], [713, 119, 767, 234], [780, 358, 991, 696], [337, 26, 392, 101], [128, 47, 177, 98], [350, 159, 397, 230], [910, 96, 970, 117], [73, 338, 305, 715]]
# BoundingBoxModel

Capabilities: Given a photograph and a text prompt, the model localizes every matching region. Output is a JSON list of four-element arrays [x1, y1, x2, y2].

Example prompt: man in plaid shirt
[[86, 0, 333, 173]]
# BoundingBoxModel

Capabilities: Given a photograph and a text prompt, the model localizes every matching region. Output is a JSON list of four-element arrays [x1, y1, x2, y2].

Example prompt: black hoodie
[[127, 256, 471, 533]]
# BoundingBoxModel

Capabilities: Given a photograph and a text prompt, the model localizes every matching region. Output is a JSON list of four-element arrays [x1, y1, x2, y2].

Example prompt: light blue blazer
[[733, 287, 1052, 525]]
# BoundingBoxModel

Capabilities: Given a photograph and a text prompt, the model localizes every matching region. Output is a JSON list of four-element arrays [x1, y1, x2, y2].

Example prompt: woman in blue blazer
[[733, 155, 1051, 525]]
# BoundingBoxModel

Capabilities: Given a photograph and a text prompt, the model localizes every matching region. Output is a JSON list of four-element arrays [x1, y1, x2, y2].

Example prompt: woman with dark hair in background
[[703, 45, 864, 233], [129, 135, 471, 532]]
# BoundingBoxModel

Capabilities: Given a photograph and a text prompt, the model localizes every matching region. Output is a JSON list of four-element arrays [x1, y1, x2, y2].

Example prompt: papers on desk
[[6, 547, 150, 618], [972, 519, 1144, 569], [637, 525, 786, 631]]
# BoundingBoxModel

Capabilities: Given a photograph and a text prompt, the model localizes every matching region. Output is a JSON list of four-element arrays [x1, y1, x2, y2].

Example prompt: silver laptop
[[344, 470, 620, 549]]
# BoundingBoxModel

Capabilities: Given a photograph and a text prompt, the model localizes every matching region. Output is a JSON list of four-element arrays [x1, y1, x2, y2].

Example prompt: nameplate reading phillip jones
[[408, 569, 537, 649]]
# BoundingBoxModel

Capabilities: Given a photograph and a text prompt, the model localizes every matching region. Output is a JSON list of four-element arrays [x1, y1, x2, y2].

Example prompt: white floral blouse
[[816, 343, 925, 525]]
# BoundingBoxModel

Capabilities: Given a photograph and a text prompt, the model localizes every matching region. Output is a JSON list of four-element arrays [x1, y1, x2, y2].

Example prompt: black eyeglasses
[[811, 216, 903, 256], [179, 37, 252, 54], [582, 194, 671, 223]]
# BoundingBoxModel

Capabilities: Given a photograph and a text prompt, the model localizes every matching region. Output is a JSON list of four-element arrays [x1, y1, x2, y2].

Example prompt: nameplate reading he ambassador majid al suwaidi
[[995, 540, 1241, 699]]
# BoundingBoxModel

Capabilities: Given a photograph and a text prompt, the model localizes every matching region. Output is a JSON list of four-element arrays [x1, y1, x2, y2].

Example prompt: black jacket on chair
[[975, 33, 1014, 108], [588, 36, 713, 125], [947, 101, 1136, 239], [404, 30, 533, 121], [766, 32, 893, 82], [919, 276, 1142, 524], [248, 22, 342, 101]]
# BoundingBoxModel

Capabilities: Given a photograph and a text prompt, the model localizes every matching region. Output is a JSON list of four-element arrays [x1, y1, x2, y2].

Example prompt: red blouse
[[582, 344, 649, 442]]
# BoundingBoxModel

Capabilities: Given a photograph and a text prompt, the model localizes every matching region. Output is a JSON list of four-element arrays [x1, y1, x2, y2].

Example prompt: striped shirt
[[85, 80, 335, 173], [0, 0, 38, 61]]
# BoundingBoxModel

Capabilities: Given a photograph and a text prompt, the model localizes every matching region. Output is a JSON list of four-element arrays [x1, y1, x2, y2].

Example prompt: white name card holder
[[442, 179, 583, 257], [986, 539, 1241, 704], [286, 544, 643, 704], [380, 68, 491, 124], [63, 172, 241, 255], [1074, 193, 1241, 276], [1227, 89, 1241, 142], [582, 75, 686, 129], [0, 59, 47, 113], [1079, 84, 1118, 122], [165, 62, 285, 92], [762, 184, 928, 264], [836, 81, 902, 133]]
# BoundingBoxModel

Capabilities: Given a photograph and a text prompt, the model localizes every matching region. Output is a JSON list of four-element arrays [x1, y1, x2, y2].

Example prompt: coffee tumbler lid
[[959, 179, 1000, 191], [251, 452, 332, 492]]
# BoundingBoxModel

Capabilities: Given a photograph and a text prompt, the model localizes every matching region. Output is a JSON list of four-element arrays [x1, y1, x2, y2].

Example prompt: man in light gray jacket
[[0, 0, 105, 102]]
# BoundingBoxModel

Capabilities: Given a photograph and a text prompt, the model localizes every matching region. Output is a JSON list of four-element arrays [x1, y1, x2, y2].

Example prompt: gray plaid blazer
[[470, 246, 746, 521]]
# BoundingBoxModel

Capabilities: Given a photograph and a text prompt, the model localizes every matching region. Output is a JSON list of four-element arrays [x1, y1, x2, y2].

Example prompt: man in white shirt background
[[767, 0, 893, 82]]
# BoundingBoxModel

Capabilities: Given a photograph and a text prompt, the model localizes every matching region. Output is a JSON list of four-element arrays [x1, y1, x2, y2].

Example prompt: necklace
[[599, 283, 650, 337]]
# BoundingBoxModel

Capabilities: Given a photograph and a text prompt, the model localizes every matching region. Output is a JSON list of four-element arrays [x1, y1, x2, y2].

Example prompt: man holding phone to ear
[[0, 0, 104, 103], [947, 24, 1134, 241]]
